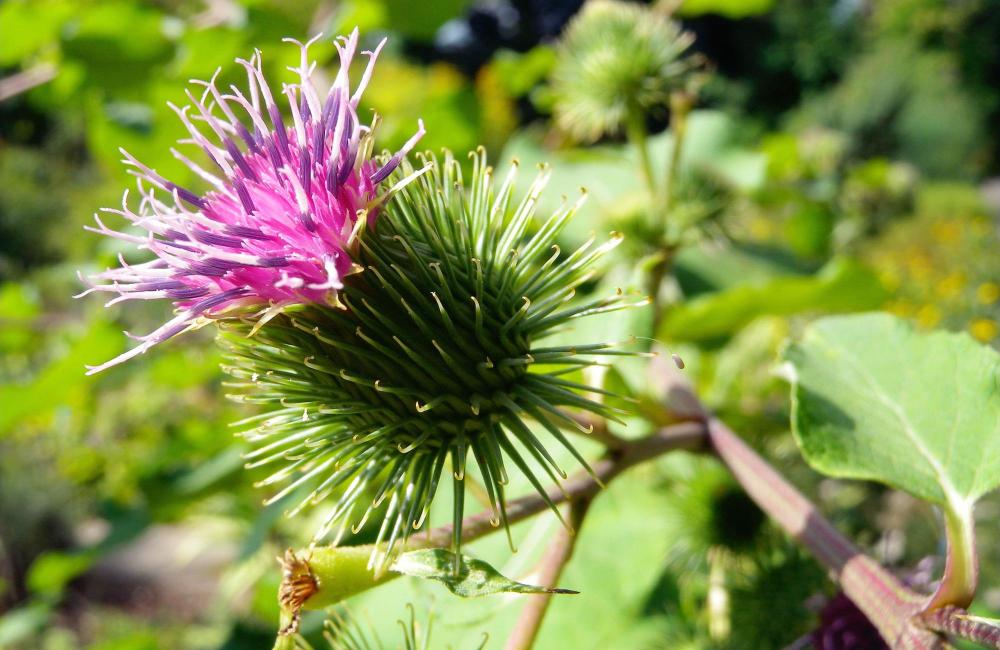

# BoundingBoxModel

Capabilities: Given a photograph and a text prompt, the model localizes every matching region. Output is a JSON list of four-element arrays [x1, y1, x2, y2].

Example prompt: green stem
[[927, 502, 978, 610], [646, 93, 691, 328], [663, 92, 691, 222], [625, 111, 658, 201]]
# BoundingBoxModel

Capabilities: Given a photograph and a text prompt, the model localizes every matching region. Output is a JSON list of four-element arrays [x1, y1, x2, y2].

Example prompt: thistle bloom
[[78, 31, 424, 374], [225, 150, 639, 569]]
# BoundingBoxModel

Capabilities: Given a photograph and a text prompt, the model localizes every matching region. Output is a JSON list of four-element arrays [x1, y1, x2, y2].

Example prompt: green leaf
[[0, 603, 52, 647], [0, 322, 121, 434], [390, 549, 578, 598], [26, 551, 94, 598], [783, 312, 1000, 507], [382, 0, 471, 39], [660, 258, 886, 341], [0, 0, 72, 66], [673, 242, 814, 297], [677, 0, 775, 18]]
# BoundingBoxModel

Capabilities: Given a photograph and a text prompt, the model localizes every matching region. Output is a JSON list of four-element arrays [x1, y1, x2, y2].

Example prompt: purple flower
[[812, 593, 887, 650], [78, 31, 424, 374]]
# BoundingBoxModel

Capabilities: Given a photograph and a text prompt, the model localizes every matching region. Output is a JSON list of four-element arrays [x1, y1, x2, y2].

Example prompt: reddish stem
[[706, 417, 941, 648], [919, 606, 1000, 648], [504, 497, 594, 650]]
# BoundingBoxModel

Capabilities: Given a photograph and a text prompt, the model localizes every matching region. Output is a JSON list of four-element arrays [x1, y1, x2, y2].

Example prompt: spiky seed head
[[551, 0, 696, 142], [224, 149, 641, 569]]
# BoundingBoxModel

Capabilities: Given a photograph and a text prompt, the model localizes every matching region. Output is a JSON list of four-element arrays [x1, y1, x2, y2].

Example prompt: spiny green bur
[[224, 149, 638, 569]]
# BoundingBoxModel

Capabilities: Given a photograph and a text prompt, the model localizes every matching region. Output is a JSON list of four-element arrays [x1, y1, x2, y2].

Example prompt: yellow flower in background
[[931, 219, 961, 243], [976, 282, 1000, 305], [935, 272, 966, 299], [916, 304, 941, 328], [970, 318, 999, 343]]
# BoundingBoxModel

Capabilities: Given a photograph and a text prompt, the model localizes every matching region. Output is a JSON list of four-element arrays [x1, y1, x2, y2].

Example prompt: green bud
[[551, 0, 697, 142]]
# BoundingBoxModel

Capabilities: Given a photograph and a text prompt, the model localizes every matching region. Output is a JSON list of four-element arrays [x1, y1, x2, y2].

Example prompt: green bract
[[551, 0, 695, 142], [223, 149, 636, 569]]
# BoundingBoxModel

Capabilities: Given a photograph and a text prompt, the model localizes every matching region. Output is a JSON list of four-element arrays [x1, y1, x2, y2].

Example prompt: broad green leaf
[[391, 549, 577, 598], [674, 242, 814, 297], [660, 258, 886, 341], [783, 313, 1000, 509], [678, 0, 775, 18]]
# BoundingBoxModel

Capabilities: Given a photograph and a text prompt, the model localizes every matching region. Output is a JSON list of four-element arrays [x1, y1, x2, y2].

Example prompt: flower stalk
[[504, 497, 594, 650], [271, 384, 1000, 648], [663, 89, 694, 222], [625, 110, 657, 201], [276, 421, 706, 625]]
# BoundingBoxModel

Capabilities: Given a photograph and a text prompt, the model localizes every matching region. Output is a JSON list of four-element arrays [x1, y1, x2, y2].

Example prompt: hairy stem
[[705, 417, 941, 648], [919, 606, 1000, 648], [504, 497, 594, 650]]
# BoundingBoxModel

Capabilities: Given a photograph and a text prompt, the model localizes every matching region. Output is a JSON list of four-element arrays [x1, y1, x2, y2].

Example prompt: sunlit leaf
[[0, 0, 72, 65], [783, 312, 1000, 507], [660, 258, 886, 341], [26, 551, 94, 597], [677, 0, 775, 18], [0, 604, 52, 647]]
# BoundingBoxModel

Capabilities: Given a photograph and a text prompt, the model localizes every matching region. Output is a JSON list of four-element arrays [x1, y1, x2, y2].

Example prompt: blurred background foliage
[[1, 0, 999, 648]]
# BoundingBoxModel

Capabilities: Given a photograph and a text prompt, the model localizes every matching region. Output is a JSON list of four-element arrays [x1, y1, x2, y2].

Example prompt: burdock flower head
[[551, 0, 696, 142], [224, 150, 640, 568], [80, 29, 642, 574], [79, 30, 424, 374]]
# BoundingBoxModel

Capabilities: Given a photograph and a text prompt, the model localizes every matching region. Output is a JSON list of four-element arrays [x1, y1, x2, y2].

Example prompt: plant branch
[[417, 421, 707, 550], [0, 63, 56, 102], [281, 400, 956, 649], [503, 496, 594, 650], [289, 422, 707, 614], [705, 416, 942, 648]]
